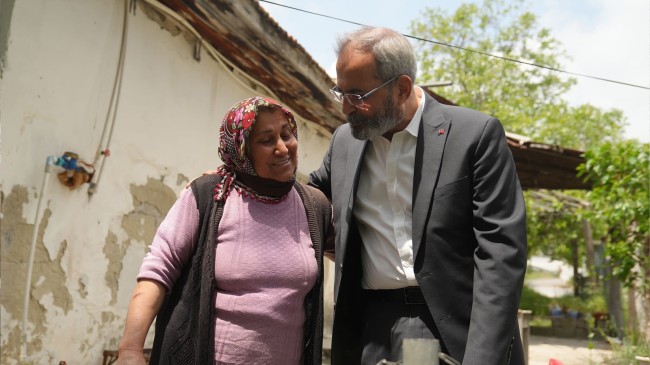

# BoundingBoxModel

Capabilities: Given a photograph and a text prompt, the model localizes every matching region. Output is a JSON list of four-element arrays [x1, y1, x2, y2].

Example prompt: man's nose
[[342, 99, 357, 115]]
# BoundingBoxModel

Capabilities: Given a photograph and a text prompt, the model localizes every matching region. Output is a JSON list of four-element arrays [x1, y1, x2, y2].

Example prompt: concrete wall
[[0, 0, 333, 363]]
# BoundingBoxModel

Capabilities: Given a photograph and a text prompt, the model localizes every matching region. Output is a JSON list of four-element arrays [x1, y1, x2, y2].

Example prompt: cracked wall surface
[[104, 178, 176, 305], [1, 186, 73, 361], [1, 178, 179, 364], [0, 0, 332, 363]]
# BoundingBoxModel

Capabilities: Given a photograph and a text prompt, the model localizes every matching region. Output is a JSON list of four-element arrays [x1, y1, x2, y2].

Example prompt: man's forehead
[[336, 51, 379, 90], [337, 48, 374, 67]]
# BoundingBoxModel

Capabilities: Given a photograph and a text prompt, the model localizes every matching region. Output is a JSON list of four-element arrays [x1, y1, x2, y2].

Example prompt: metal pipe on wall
[[21, 156, 56, 361], [87, 0, 132, 198]]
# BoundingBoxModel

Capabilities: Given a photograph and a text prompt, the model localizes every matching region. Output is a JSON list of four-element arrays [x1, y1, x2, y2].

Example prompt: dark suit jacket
[[309, 93, 528, 365]]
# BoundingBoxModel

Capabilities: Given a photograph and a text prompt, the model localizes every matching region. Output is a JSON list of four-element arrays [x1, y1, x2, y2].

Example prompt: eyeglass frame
[[329, 75, 400, 107]]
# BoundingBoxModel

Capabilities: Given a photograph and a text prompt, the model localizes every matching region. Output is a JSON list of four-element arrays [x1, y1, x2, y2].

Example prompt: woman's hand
[[116, 348, 148, 365]]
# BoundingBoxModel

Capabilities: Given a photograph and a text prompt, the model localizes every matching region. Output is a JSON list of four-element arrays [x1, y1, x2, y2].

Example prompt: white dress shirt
[[354, 88, 425, 289]]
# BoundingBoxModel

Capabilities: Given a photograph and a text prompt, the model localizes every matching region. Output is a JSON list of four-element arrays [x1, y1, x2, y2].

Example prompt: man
[[309, 27, 527, 365]]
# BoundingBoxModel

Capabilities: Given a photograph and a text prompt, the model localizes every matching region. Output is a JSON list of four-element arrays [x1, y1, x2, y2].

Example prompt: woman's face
[[249, 109, 298, 182]]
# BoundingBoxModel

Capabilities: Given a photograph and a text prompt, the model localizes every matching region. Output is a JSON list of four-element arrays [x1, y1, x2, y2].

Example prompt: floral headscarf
[[215, 96, 298, 203]]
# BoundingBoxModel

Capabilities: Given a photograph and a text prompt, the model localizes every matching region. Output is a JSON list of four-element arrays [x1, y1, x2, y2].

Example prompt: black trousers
[[360, 288, 446, 365]]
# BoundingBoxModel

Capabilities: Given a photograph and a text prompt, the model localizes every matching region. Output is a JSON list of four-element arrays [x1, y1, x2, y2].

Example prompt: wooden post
[[518, 310, 532, 365], [402, 338, 439, 365]]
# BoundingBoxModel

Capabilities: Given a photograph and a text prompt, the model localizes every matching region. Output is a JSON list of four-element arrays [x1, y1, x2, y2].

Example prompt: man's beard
[[347, 93, 402, 140]]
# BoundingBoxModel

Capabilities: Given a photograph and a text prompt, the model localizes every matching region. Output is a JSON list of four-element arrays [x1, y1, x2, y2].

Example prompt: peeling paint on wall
[[78, 273, 88, 299], [103, 178, 177, 305], [1, 1, 334, 362], [176, 173, 189, 187], [1, 185, 73, 360], [103, 232, 126, 306], [142, 2, 181, 37], [121, 177, 177, 244]]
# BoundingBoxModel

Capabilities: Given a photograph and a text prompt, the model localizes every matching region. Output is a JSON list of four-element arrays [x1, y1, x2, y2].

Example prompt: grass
[[525, 268, 560, 280], [520, 285, 553, 316], [601, 337, 650, 365]]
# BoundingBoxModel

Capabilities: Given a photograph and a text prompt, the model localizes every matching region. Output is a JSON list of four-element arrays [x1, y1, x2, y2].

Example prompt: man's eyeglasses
[[330, 76, 400, 107]]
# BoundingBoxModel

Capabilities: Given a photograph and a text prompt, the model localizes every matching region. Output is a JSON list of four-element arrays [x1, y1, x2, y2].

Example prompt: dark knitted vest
[[148, 174, 330, 365]]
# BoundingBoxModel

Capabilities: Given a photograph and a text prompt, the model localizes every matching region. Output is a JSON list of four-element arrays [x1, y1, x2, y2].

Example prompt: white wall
[[0, 0, 332, 363]]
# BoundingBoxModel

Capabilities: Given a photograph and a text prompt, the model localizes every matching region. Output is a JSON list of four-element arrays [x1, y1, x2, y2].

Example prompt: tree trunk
[[642, 235, 650, 340], [605, 276, 625, 338], [627, 285, 638, 336], [582, 219, 596, 285], [639, 290, 650, 341], [571, 239, 580, 296]]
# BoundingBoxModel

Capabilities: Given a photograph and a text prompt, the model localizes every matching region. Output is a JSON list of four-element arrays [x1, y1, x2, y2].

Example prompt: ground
[[527, 257, 613, 365], [529, 335, 613, 365], [320, 336, 614, 365]]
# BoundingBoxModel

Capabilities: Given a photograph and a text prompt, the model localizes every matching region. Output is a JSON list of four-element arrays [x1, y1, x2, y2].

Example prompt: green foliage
[[525, 190, 585, 263], [534, 104, 625, 151], [519, 285, 552, 316], [578, 140, 650, 288], [409, 0, 625, 150], [554, 293, 607, 315], [520, 283, 606, 318]]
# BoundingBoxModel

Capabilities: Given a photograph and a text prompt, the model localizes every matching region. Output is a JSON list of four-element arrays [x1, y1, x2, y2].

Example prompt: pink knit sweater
[[138, 187, 317, 365]]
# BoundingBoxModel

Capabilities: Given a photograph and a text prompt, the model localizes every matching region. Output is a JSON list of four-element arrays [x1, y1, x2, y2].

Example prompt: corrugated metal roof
[[422, 87, 590, 190], [156, 0, 589, 190], [506, 134, 589, 190], [159, 0, 344, 133]]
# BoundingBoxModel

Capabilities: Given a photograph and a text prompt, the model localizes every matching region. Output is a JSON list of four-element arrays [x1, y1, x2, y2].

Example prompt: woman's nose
[[275, 139, 288, 154]]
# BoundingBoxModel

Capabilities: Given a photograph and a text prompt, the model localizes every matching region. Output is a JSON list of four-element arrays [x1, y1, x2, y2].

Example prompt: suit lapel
[[412, 95, 450, 258]]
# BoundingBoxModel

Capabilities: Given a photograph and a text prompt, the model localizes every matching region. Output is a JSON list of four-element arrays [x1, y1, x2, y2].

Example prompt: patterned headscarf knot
[[215, 96, 298, 203]]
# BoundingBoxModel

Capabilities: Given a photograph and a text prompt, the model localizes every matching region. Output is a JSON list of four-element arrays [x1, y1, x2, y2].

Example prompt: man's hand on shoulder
[[183, 169, 219, 192]]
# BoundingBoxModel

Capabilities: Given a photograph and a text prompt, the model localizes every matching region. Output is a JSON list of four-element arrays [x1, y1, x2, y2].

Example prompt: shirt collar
[[403, 87, 425, 138]]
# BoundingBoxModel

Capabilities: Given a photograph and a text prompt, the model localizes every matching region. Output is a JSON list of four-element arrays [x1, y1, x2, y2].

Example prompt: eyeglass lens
[[330, 76, 398, 106]]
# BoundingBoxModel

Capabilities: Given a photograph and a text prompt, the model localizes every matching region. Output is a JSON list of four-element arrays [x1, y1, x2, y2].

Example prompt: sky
[[258, 0, 650, 143]]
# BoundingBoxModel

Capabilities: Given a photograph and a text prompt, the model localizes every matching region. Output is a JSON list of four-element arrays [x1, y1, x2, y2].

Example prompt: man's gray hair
[[336, 27, 417, 82]]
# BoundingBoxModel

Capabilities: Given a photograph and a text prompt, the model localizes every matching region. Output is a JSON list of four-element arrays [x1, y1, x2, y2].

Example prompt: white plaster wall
[[0, 0, 333, 363]]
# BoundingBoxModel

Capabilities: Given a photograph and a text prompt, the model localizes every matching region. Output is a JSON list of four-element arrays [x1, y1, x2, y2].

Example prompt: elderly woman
[[117, 97, 331, 365]]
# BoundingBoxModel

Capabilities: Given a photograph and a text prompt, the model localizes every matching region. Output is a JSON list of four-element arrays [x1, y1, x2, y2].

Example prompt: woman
[[117, 97, 331, 365]]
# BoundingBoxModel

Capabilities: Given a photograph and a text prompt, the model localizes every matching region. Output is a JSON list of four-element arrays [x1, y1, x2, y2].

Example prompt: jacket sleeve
[[308, 126, 340, 200], [462, 117, 528, 365]]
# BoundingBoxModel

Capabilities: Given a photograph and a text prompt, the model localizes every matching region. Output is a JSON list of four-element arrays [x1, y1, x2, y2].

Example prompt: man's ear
[[396, 75, 413, 103]]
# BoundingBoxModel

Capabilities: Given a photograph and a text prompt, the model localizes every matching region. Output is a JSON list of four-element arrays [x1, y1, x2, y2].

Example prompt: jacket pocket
[[433, 175, 469, 200]]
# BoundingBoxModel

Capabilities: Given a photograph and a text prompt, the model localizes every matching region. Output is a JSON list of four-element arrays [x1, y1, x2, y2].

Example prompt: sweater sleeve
[[137, 187, 199, 291]]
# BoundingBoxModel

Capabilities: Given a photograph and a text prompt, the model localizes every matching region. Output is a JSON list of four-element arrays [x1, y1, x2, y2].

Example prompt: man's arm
[[463, 117, 528, 365], [308, 127, 340, 259], [324, 220, 335, 260], [308, 127, 340, 200]]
